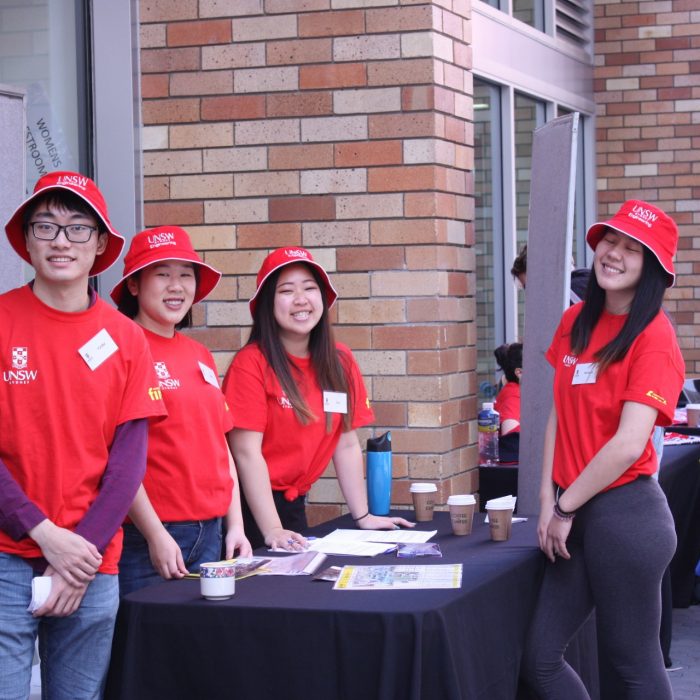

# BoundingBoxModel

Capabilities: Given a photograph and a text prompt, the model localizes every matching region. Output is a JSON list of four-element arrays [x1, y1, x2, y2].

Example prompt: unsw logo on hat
[[586, 200, 678, 287], [4, 171, 124, 276], [249, 247, 338, 316], [110, 226, 221, 305]]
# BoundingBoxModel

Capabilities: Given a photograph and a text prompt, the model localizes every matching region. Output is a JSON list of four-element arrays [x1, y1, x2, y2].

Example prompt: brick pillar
[[139, 1, 476, 525], [594, 0, 699, 374]]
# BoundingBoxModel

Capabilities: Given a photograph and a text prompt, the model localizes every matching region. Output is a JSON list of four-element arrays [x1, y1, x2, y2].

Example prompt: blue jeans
[[0, 553, 118, 700], [118, 518, 222, 596]]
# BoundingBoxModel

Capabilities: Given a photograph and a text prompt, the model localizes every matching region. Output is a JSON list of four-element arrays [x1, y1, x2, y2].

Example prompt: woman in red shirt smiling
[[223, 247, 412, 551], [522, 201, 684, 699], [112, 227, 251, 594]]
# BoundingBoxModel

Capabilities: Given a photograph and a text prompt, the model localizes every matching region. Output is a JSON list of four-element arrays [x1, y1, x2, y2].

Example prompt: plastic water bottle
[[478, 402, 500, 465], [366, 431, 392, 515]]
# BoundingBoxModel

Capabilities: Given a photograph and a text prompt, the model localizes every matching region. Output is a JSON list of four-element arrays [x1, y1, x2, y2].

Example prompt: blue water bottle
[[367, 431, 392, 515]]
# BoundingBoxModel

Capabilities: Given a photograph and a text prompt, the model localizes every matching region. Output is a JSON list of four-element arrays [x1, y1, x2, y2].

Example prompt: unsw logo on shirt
[[3, 347, 39, 385], [153, 361, 181, 390]]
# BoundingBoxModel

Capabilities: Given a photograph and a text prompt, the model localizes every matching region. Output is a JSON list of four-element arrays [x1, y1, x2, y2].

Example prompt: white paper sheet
[[334, 564, 463, 590], [316, 529, 438, 544]]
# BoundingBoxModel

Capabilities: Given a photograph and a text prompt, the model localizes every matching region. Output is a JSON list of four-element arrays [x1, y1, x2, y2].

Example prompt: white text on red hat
[[147, 231, 177, 248], [285, 249, 310, 260], [56, 174, 89, 190], [628, 204, 658, 228]]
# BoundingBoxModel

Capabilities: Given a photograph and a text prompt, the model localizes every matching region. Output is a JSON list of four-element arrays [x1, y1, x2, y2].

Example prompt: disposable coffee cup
[[686, 403, 700, 428], [486, 505, 514, 542], [447, 494, 476, 536], [200, 562, 236, 600], [410, 483, 438, 522]]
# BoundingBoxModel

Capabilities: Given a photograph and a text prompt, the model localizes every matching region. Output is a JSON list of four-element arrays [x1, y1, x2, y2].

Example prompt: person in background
[[511, 243, 591, 304], [494, 342, 523, 464], [521, 200, 684, 699], [511, 244, 528, 290], [112, 227, 251, 595], [494, 342, 523, 436], [0, 171, 166, 697], [223, 247, 413, 551]]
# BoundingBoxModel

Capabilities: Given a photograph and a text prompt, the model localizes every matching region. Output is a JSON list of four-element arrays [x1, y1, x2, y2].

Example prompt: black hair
[[22, 191, 106, 234], [494, 343, 523, 383], [571, 245, 668, 373], [244, 263, 353, 430], [116, 267, 197, 330], [511, 244, 527, 278]]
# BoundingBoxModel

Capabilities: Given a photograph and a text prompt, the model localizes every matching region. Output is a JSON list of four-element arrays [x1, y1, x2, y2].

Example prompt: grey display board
[[0, 85, 26, 294], [518, 113, 579, 515]]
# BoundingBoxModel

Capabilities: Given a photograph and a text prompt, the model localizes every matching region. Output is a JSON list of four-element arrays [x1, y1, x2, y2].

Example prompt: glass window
[[513, 92, 545, 335], [0, 0, 90, 192], [479, 0, 546, 32], [475, 82, 591, 399], [512, 0, 545, 31], [558, 105, 588, 269], [474, 80, 504, 400]]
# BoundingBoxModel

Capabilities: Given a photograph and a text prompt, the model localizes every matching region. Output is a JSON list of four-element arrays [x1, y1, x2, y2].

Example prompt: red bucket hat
[[586, 200, 678, 287], [249, 247, 338, 316], [110, 226, 221, 305], [4, 171, 124, 276]]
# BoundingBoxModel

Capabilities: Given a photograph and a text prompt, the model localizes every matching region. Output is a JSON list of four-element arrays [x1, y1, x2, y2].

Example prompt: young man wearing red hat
[[0, 171, 166, 697]]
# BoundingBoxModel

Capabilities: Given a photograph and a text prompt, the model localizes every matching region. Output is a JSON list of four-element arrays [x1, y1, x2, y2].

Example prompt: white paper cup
[[410, 483, 438, 522], [447, 494, 476, 535], [686, 403, 700, 428], [485, 505, 514, 542], [200, 562, 236, 600]]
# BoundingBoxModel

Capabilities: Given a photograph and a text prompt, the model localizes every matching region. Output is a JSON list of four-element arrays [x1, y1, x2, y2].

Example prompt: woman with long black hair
[[223, 247, 412, 551], [522, 201, 684, 699]]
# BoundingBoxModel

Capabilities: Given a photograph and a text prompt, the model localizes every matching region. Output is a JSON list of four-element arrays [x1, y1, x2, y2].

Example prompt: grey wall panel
[[0, 85, 26, 294], [518, 113, 579, 515]]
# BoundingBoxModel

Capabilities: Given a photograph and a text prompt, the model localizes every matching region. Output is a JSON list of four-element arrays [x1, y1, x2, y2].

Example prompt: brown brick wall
[[139, 1, 476, 522], [594, 0, 700, 374]]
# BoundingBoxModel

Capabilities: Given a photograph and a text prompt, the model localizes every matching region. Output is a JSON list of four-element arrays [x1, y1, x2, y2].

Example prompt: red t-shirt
[[222, 342, 374, 501], [139, 328, 234, 522], [546, 304, 684, 491], [495, 381, 521, 434], [0, 285, 166, 572]]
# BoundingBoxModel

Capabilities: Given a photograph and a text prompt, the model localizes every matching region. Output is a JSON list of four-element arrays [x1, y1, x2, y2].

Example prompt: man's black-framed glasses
[[29, 221, 98, 243]]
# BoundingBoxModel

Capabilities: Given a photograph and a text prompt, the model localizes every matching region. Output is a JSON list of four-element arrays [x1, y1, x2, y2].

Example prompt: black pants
[[521, 477, 676, 699], [240, 490, 307, 550]]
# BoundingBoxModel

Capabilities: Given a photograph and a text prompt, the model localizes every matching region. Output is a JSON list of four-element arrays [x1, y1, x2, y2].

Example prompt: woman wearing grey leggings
[[521, 200, 684, 699]]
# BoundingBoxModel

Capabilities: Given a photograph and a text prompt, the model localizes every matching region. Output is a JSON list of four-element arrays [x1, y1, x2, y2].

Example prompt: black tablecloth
[[105, 513, 598, 700], [659, 441, 700, 607]]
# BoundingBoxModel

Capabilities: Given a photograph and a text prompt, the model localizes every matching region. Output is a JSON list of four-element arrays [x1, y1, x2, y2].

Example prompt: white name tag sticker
[[323, 391, 347, 414], [199, 361, 220, 388], [78, 329, 118, 371], [572, 362, 598, 385]]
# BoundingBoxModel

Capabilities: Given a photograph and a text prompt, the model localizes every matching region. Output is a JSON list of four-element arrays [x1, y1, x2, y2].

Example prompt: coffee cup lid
[[685, 403, 700, 409], [410, 482, 438, 493], [447, 494, 476, 505]]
